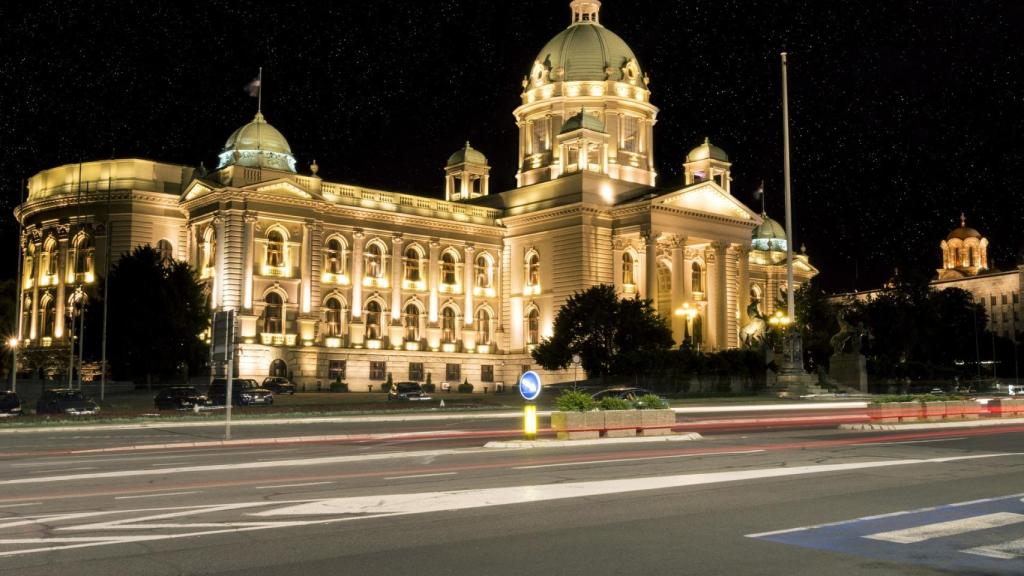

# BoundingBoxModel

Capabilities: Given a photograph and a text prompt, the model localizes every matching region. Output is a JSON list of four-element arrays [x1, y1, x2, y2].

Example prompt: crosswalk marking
[[864, 512, 1024, 544], [962, 537, 1024, 560]]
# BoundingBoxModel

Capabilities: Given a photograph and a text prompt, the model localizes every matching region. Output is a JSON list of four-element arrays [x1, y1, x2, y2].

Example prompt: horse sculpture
[[739, 299, 768, 349], [830, 312, 864, 354]]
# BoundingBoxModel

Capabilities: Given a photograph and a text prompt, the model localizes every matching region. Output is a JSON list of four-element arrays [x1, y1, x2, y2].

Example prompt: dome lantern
[[939, 212, 988, 278], [445, 141, 490, 202], [683, 137, 732, 192]]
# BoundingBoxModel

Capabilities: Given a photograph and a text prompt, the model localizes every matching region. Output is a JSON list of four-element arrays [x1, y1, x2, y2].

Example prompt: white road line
[[28, 467, 96, 474], [0, 448, 495, 485], [255, 454, 1021, 518], [865, 437, 967, 446], [255, 482, 334, 490], [150, 462, 191, 467], [962, 537, 1024, 560], [384, 472, 457, 480], [864, 512, 1024, 544], [0, 502, 40, 508], [114, 491, 202, 500], [513, 449, 765, 469]]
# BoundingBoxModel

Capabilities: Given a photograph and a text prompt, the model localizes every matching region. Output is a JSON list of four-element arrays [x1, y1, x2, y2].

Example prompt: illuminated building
[[13, 1, 817, 388]]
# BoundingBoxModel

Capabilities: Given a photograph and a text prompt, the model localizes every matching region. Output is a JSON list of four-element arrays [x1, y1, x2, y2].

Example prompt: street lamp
[[768, 310, 791, 352], [6, 337, 16, 393]]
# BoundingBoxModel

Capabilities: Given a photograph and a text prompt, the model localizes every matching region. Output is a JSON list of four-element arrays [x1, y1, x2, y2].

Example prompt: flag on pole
[[753, 179, 764, 200], [244, 74, 261, 97]]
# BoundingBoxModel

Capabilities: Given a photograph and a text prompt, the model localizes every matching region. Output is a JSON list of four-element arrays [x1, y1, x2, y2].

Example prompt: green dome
[[218, 111, 297, 172], [532, 21, 646, 87], [446, 142, 488, 167], [560, 110, 606, 134], [752, 213, 788, 252], [687, 137, 729, 163]]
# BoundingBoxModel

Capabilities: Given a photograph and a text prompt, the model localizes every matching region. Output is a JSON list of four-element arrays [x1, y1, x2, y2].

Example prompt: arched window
[[21, 297, 32, 339], [263, 293, 283, 334], [526, 252, 540, 287], [622, 252, 635, 285], [968, 246, 976, 267], [476, 309, 491, 344], [325, 238, 345, 275], [527, 309, 540, 345], [41, 297, 56, 339], [74, 235, 95, 277], [204, 229, 217, 269], [404, 304, 420, 341], [404, 248, 421, 282], [44, 239, 58, 278], [691, 261, 703, 293], [266, 230, 284, 268], [475, 254, 492, 288], [365, 301, 382, 340], [323, 298, 343, 337], [441, 252, 457, 285], [366, 243, 384, 278], [155, 239, 173, 266], [441, 307, 457, 342], [24, 245, 35, 284]]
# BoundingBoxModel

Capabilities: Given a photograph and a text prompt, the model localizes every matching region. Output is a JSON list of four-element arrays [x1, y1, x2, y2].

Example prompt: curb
[[484, 432, 702, 449], [840, 417, 1024, 431]]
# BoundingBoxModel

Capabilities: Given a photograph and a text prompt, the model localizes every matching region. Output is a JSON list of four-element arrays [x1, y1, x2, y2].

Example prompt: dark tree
[[794, 277, 838, 371], [531, 284, 673, 378], [103, 246, 208, 385]]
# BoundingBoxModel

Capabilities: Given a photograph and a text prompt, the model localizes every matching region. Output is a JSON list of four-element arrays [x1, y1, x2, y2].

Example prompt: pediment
[[181, 179, 217, 202], [245, 178, 317, 200], [655, 181, 759, 222]]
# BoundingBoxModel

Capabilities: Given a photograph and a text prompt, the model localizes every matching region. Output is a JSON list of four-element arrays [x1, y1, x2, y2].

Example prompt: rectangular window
[[445, 363, 461, 382], [990, 295, 997, 305], [409, 362, 424, 382], [1004, 312, 1009, 322], [532, 121, 547, 153], [481, 365, 494, 383], [1002, 294, 1008, 305], [328, 360, 346, 381], [370, 361, 386, 381], [621, 115, 639, 152], [522, 364, 531, 375], [1014, 293, 1020, 304]]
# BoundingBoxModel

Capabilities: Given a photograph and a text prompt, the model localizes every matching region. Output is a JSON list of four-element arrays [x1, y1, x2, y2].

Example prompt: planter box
[[921, 401, 946, 421], [550, 411, 599, 440], [988, 398, 1024, 418], [944, 400, 980, 420], [868, 403, 903, 423], [602, 410, 637, 438], [639, 409, 676, 436], [897, 401, 923, 422]]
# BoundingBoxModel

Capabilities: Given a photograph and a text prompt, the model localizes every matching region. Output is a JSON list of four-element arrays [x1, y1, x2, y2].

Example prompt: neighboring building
[[13, 1, 816, 388], [836, 214, 1022, 339]]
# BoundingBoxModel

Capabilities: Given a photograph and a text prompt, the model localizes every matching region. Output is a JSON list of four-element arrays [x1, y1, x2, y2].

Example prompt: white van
[[1009, 385, 1020, 396]]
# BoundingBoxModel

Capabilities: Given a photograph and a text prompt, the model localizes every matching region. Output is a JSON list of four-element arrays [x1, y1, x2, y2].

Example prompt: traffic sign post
[[518, 371, 542, 440], [212, 310, 235, 440]]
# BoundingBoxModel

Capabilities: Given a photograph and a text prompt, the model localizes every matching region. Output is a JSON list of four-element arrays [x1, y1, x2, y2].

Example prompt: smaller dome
[[446, 141, 488, 167], [218, 111, 297, 172], [947, 213, 982, 241], [686, 137, 729, 163], [560, 111, 606, 134], [752, 212, 788, 252]]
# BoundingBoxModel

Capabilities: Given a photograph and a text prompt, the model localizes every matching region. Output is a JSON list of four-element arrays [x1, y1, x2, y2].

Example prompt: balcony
[[362, 276, 389, 289], [200, 267, 215, 280], [622, 283, 637, 295], [259, 333, 297, 346], [402, 279, 427, 291], [260, 264, 293, 278], [438, 283, 462, 295], [324, 336, 342, 348], [472, 286, 496, 298], [321, 272, 350, 286], [523, 284, 541, 296]]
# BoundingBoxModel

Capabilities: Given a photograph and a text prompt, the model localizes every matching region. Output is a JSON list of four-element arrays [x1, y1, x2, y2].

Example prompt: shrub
[[598, 397, 632, 411], [329, 381, 348, 393], [555, 390, 595, 412], [634, 394, 667, 410], [458, 381, 474, 393], [421, 382, 436, 393], [379, 381, 391, 393]]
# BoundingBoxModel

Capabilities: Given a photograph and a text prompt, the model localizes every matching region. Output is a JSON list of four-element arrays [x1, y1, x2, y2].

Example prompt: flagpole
[[100, 174, 112, 401], [781, 52, 795, 323], [257, 67, 263, 114]]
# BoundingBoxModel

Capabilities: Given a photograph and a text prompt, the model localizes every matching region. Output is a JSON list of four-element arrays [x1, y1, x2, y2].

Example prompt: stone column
[[462, 243, 477, 350], [670, 236, 685, 341], [55, 229, 68, 338], [390, 234, 404, 321], [612, 238, 624, 294], [428, 239, 441, 322], [350, 229, 365, 318], [300, 220, 312, 314], [30, 238, 40, 340], [644, 229, 657, 304], [712, 241, 728, 350], [242, 214, 256, 310], [213, 215, 225, 309]]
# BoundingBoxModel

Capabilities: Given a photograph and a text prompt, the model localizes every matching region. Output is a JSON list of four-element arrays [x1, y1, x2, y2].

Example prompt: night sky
[[2, 0, 1022, 293]]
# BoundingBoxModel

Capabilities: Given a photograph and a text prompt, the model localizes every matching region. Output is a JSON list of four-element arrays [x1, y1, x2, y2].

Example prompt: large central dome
[[530, 1, 646, 87], [217, 111, 297, 173]]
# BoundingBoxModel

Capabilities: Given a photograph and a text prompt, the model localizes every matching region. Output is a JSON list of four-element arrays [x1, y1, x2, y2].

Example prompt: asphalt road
[[0, 420, 1021, 575]]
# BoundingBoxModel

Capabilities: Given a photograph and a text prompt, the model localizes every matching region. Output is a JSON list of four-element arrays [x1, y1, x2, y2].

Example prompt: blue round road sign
[[518, 371, 542, 401]]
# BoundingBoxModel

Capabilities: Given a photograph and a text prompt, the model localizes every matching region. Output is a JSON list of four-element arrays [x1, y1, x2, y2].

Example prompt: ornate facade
[[13, 1, 817, 389]]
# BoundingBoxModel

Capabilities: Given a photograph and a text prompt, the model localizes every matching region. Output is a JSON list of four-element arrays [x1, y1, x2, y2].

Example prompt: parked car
[[591, 387, 667, 407], [261, 376, 296, 395], [387, 381, 431, 401], [208, 379, 273, 407], [154, 386, 208, 410], [0, 391, 23, 417], [36, 389, 100, 415]]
